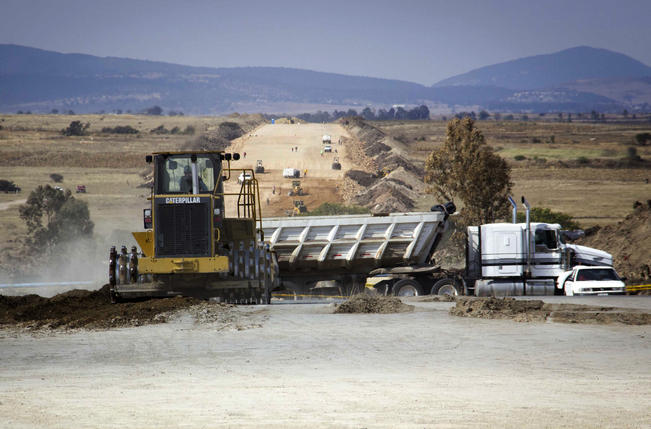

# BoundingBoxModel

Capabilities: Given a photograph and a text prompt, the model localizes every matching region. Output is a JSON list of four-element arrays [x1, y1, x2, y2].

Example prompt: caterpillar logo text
[[165, 197, 201, 204]]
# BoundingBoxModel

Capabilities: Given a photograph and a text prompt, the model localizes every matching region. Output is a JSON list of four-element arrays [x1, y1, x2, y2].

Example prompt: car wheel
[[431, 278, 461, 296], [392, 279, 423, 297]]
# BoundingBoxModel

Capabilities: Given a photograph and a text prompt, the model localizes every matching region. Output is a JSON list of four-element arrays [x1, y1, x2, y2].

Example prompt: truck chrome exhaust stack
[[507, 195, 517, 224], [521, 196, 532, 277]]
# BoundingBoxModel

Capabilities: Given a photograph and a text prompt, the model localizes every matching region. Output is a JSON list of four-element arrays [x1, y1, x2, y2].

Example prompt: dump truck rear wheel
[[431, 278, 461, 296], [392, 279, 423, 297]]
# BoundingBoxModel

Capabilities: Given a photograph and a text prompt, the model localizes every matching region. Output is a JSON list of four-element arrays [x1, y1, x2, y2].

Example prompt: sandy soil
[[226, 123, 349, 216], [1, 298, 649, 428]]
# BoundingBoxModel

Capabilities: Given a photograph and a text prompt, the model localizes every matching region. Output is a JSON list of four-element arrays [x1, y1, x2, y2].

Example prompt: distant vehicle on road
[[0, 180, 20, 193], [558, 266, 626, 296], [324, 145, 332, 153], [237, 172, 253, 184]]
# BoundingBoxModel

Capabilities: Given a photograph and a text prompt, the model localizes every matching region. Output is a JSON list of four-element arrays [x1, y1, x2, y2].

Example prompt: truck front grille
[[155, 202, 210, 257]]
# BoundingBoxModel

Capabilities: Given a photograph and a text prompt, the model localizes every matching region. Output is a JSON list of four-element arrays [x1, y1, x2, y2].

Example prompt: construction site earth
[[1, 121, 650, 428]]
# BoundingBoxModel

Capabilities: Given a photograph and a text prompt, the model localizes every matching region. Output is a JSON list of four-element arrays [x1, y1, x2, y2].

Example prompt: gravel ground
[[1, 297, 649, 428]]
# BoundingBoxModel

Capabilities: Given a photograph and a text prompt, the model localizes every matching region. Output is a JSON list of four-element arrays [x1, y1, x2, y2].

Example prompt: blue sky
[[1, 0, 649, 85]]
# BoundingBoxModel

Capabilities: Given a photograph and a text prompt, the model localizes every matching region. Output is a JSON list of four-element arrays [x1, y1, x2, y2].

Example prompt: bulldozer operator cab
[[156, 154, 215, 195], [139, 151, 261, 260]]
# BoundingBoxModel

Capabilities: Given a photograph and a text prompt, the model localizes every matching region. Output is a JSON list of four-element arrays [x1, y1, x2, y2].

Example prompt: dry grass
[[375, 120, 651, 227], [0, 113, 266, 257]]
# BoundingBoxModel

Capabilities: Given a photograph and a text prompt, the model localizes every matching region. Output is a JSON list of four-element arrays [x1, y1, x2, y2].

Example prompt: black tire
[[431, 278, 462, 296], [392, 278, 423, 297]]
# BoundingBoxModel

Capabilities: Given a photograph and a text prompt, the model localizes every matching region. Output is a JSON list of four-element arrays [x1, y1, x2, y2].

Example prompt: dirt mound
[[340, 118, 425, 213], [0, 285, 234, 330], [354, 180, 418, 213], [334, 294, 413, 314], [345, 170, 379, 187], [450, 297, 651, 325], [578, 203, 650, 283]]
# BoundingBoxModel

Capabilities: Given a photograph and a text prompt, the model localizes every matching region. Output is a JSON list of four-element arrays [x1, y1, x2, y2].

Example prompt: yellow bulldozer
[[108, 151, 278, 304], [288, 180, 303, 196], [292, 200, 307, 216]]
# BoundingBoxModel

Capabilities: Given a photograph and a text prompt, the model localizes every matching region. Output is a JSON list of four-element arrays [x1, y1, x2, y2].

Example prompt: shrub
[[50, 173, 64, 183], [217, 122, 244, 140], [305, 202, 370, 216], [514, 155, 526, 161], [101, 125, 139, 134], [516, 207, 580, 230], [150, 125, 169, 134], [531, 137, 541, 143], [576, 156, 590, 165], [634, 132, 650, 146], [626, 146, 642, 161], [61, 120, 89, 136], [183, 125, 196, 135]]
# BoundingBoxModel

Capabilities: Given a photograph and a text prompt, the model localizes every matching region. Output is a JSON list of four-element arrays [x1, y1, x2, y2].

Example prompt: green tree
[[424, 118, 512, 225], [19, 185, 94, 252]]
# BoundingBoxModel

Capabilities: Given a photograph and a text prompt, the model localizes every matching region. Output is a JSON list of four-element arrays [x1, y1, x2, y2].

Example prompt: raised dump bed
[[262, 211, 449, 275]]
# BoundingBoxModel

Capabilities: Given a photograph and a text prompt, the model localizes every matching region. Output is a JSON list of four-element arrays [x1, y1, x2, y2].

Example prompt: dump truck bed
[[262, 212, 448, 274]]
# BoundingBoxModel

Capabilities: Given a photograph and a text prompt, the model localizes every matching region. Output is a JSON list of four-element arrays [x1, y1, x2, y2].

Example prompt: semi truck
[[262, 198, 613, 297]]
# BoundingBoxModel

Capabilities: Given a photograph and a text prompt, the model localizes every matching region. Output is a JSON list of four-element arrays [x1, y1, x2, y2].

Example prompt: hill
[[1, 44, 650, 114], [434, 46, 651, 90], [0, 44, 429, 115]]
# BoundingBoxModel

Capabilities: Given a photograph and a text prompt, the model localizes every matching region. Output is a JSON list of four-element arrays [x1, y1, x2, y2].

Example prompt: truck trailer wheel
[[392, 279, 423, 297], [431, 278, 461, 296]]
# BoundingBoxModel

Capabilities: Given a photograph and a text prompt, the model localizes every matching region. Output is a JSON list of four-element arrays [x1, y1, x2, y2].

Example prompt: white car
[[324, 145, 332, 152], [237, 173, 252, 184], [558, 265, 626, 296]]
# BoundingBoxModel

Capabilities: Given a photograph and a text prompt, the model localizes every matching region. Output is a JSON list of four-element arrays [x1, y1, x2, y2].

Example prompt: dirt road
[[0, 198, 25, 211], [1, 298, 649, 428], [225, 123, 350, 216]]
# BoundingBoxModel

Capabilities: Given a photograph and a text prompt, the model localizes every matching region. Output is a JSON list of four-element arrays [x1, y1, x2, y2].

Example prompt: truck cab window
[[534, 229, 558, 251]]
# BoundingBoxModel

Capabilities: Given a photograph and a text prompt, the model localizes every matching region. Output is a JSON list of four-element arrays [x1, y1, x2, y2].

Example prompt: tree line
[[294, 105, 430, 123]]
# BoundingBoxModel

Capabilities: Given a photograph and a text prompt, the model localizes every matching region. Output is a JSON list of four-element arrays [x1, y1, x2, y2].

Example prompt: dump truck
[[108, 151, 277, 303], [255, 160, 265, 174], [262, 198, 614, 297], [283, 168, 300, 178]]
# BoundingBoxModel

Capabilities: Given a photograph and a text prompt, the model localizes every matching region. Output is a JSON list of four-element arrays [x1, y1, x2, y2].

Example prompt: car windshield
[[156, 154, 217, 194], [576, 268, 619, 281]]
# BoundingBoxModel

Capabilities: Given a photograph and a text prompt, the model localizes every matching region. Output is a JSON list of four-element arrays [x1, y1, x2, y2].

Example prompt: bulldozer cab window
[[156, 155, 217, 194]]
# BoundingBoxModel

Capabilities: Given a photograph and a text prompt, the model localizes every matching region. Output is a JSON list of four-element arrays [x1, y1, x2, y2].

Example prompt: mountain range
[[1, 44, 650, 115]]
